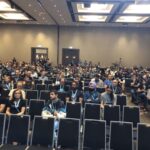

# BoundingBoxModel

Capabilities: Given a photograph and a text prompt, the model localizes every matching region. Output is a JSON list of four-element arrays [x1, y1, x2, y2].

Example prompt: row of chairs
[[0, 114, 149, 150], [27, 99, 140, 128]]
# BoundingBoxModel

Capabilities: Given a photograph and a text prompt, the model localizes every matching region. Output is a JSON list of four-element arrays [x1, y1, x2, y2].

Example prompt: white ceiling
[[0, 0, 150, 27]]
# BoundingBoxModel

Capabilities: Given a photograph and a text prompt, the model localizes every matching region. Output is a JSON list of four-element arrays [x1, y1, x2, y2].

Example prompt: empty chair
[[66, 102, 82, 119], [82, 119, 106, 150], [26, 90, 38, 105], [104, 105, 120, 126], [137, 123, 150, 150], [109, 121, 133, 150], [39, 90, 50, 102], [34, 80, 42, 86], [48, 84, 56, 91], [116, 95, 127, 112], [1, 115, 30, 149], [28, 116, 54, 150], [36, 84, 47, 92], [0, 113, 6, 145], [123, 106, 140, 128], [84, 103, 100, 120], [57, 118, 80, 150], [29, 100, 45, 120]]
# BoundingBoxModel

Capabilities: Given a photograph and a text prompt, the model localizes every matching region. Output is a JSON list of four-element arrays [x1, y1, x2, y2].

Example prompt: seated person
[[6, 89, 26, 116], [38, 70, 48, 83], [9, 81, 26, 100], [137, 84, 148, 111], [42, 90, 66, 118], [111, 79, 122, 94], [91, 74, 104, 88], [101, 85, 115, 109], [66, 81, 83, 103], [84, 82, 100, 104], [0, 89, 9, 113], [55, 78, 69, 92]]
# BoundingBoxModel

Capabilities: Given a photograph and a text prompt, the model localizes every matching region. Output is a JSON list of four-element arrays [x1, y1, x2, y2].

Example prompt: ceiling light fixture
[[115, 16, 149, 23], [78, 15, 107, 22], [0, 0, 17, 11], [0, 12, 30, 20], [77, 3, 114, 13]]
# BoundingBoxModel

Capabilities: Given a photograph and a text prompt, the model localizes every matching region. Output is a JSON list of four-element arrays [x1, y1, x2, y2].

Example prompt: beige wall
[[59, 26, 150, 67], [0, 24, 150, 67], [0, 24, 57, 65]]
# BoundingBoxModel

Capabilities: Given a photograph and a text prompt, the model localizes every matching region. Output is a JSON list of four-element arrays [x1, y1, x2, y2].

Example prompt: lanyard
[[14, 99, 20, 108], [71, 90, 78, 98]]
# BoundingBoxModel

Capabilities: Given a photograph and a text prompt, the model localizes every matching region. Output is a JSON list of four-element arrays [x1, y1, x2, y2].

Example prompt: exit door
[[62, 48, 79, 66]]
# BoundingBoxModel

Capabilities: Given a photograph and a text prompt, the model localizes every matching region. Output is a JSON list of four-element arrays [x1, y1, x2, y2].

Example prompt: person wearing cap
[[100, 85, 115, 109], [84, 82, 100, 104]]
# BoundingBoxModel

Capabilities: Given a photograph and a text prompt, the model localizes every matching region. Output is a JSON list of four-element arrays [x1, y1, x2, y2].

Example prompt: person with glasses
[[6, 89, 26, 116]]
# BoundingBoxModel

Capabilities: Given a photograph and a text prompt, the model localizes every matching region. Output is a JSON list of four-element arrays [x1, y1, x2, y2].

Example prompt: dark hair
[[50, 90, 58, 95]]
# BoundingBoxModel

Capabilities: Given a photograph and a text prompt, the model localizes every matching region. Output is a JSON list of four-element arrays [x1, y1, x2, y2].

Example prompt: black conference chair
[[109, 121, 133, 150], [56, 118, 80, 150], [137, 123, 150, 150], [26, 90, 38, 105], [82, 119, 106, 150], [1, 115, 30, 150], [123, 106, 140, 128], [36, 84, 47, 94], [44, 80, 53, 85], [84, 103, 100, 120], [104, 105, 120, 126], [34, 80, 42, 86], [0, 113, 6, 145], [39, 90, 50, 102], [66, 102, 82, 119], [116, 95, 127, 112], [28, 116, 54, 150], [29, 100, 45, 120]]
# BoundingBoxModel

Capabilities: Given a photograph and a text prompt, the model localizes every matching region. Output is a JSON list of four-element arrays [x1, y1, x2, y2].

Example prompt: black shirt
[[8, 99, 26, 114]]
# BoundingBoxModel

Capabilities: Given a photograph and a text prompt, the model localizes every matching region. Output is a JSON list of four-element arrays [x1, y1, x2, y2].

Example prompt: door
[[31, 47, 48, 64], [62, 48, 79, 66]]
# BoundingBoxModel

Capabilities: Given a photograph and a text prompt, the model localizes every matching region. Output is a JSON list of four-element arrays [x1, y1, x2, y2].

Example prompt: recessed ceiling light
[[115, 16, 149, 23], [0, 13, 30, 20], [77, 3, 114, 13], [0, 1, 17, 11], [123, 4, 150, 14], [78, 15, 107, 22]]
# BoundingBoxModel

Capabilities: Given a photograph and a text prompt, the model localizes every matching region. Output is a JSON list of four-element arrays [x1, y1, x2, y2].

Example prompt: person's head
[[27, 70, 32, 77], [60, 78, 65, 85], [71, 81, 78, 90], [4, 75, 11, 83], [108, 74, 113, 80], [112, 79, 118, 87], [50, 90, 58, 101], [12, 89, 23, 100], [89, 82, 96, 92], [41, 70, 46, 77], [15, 69, 21, 76], [16, 81, 24, 89], [105, 85, 113, 94]]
